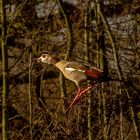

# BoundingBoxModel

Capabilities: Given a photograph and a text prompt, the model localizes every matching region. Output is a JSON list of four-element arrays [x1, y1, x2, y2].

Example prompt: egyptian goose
[[37, 52, 110, 111]]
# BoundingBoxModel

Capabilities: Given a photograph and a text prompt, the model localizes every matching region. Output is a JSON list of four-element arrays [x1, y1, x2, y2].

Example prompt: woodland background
[[0, 0, 140, 139]]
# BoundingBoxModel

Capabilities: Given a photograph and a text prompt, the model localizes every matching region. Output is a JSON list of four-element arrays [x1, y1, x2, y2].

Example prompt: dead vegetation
[[0, 0, 140, 139]]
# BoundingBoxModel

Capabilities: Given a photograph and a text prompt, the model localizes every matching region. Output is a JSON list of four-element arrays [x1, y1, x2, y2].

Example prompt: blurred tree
[[1, 0, 9, 139], [0, 0, 139, 139]]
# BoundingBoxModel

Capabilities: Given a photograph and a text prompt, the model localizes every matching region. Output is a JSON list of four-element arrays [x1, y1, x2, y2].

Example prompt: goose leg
[[79, 82, 98, 97], [78, 85, 92, 97], [68, 88, 84, 111], [68, 86, 92, 111], [68, 83, 97, 112]]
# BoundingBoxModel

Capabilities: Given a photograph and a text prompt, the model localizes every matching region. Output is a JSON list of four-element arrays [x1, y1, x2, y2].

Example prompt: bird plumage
[[37, 52, 108, 111]]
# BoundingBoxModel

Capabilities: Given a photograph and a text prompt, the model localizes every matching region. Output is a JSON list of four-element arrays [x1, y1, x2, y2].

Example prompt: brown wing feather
[[84, 69, 104, 79]]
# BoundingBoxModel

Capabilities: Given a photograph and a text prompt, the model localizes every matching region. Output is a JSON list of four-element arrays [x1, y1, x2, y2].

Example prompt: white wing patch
[[65, 67, 75, 71], [65, 67, 85, 72]]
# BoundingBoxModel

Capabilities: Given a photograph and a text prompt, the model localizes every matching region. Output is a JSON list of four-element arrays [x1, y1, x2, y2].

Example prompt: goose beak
[[36, 57, 42, 62]]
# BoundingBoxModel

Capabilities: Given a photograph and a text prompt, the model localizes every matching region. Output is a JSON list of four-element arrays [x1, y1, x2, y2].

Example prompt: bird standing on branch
[[36, 52, 110, 111]]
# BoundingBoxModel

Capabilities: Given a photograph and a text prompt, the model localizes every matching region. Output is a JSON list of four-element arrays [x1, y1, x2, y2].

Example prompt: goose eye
[[42, 54, 46, 58]]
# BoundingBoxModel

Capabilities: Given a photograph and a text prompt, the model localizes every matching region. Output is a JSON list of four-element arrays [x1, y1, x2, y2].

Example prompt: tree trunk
[[1, 0, 9, 139]]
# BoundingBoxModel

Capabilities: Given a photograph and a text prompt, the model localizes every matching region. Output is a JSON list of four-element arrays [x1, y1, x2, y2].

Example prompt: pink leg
[[79, 82, 99, 97], [67, 86, 92, 112], [67, 83, 98, 112], [79, 85, 92, 97], [67, 89, 81, 111]]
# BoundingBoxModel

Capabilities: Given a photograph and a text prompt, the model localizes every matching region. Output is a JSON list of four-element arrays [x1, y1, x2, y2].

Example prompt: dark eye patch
[[42, 54, 46, 58]]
